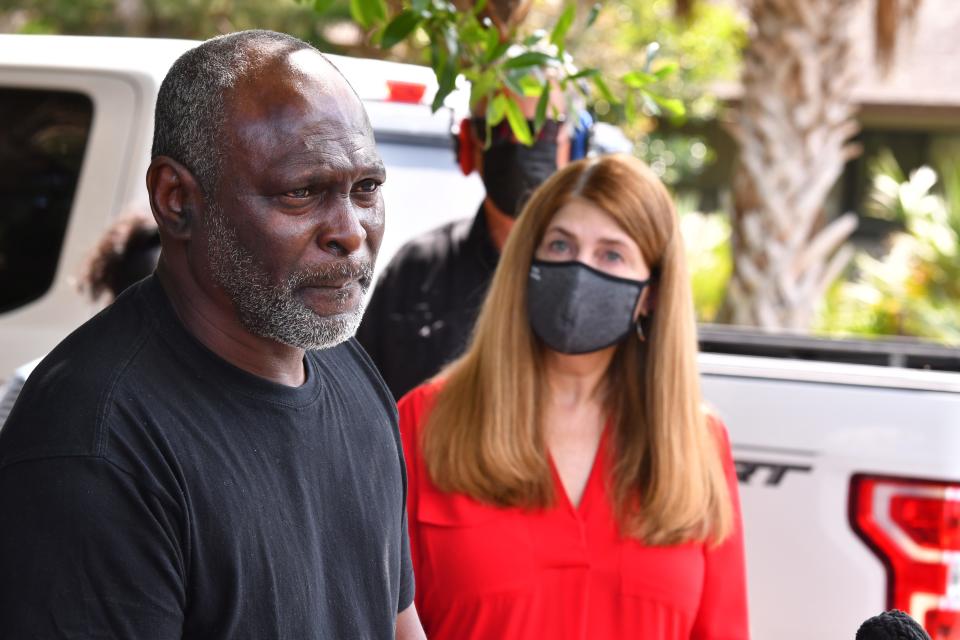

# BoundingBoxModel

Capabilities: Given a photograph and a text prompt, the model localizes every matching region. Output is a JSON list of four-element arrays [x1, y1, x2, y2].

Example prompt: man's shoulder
[[0, 282, 157, 466]]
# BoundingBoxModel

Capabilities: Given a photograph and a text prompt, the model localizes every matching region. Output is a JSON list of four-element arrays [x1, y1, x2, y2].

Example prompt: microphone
[[856, 610, 931, 640]]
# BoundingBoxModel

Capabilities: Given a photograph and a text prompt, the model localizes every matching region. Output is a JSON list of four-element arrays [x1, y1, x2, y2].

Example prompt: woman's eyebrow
[[596, 237, 633, 249], [545, 226, 575, 238]]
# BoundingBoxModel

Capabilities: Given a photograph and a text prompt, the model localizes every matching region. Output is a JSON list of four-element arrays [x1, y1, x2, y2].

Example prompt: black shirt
[[357, 208, 499, 400], [0, 275, 414, 639]]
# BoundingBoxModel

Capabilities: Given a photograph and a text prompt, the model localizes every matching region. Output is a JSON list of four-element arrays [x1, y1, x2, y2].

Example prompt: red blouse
[[398, 381, 749, 640]]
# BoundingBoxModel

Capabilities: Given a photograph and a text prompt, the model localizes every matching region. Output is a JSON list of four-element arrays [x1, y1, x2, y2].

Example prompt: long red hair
[[422, 154, 732, 545]]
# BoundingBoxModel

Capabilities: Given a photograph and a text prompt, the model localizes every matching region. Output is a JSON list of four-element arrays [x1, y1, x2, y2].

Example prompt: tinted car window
[[0, 88, 93, 313]]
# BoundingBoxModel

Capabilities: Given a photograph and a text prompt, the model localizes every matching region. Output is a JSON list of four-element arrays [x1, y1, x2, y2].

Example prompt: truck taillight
[[851, 475, 960, 640], [386, 80, 427, 104]]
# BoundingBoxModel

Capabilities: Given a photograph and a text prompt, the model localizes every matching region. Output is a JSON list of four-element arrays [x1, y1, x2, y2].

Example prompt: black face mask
[[527, 259, 650, 355], [474, 116, 561, 218]]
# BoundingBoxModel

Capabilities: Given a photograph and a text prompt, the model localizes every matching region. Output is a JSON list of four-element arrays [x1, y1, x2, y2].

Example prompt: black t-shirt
[[0, 275, 414, 639], [357, 208, 499, 400]]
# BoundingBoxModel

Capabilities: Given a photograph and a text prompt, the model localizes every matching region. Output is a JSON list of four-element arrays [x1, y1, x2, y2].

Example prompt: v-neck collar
[[548, 425, 610, 520]]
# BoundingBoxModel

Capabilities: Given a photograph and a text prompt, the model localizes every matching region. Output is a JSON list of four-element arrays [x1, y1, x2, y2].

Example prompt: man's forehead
[[286, 48, 336, 80], [227, 49, 351, 114], [222, 50, 375, 151]]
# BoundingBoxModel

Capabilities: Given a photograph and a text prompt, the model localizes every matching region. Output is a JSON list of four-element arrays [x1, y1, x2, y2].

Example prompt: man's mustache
[[294, 260, 374, 289]]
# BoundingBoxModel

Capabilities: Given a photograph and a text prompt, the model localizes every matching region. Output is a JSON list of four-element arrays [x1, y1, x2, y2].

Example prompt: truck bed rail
[[698, 324, 960, 372]]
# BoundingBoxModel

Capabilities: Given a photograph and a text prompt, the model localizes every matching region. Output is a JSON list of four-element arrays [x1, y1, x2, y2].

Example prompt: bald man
[[0, 31, 424, 639]]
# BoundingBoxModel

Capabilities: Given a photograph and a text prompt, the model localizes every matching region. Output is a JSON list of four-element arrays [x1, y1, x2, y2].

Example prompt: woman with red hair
[[399, 154, 748, 639]]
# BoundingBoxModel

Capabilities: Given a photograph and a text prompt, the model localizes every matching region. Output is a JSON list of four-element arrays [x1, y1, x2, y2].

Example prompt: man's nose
[[317, 199, 367, 257]]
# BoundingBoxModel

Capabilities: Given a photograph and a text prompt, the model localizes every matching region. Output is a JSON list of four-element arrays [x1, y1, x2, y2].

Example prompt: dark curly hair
[[79, 214, 160, 302]]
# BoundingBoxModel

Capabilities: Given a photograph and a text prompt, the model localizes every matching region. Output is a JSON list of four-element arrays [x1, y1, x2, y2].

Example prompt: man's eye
[[353, 179, 381, 194], [284, 188, 312, 199]]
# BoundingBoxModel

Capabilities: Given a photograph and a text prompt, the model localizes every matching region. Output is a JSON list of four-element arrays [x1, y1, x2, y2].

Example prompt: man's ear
[[454, 118, 474, 176], [147, 156, 204, 240]]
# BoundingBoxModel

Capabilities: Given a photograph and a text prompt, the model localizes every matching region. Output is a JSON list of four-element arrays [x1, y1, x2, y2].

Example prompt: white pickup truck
[[2, 34, 959, 640]]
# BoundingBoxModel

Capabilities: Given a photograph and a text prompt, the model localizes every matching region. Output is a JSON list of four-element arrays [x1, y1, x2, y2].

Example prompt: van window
[[0, 88, 93, 313]]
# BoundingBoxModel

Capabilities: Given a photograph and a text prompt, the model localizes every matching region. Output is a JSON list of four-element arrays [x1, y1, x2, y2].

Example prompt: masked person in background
[[356, 89, 591, 399], [398, 154, 749, 640]]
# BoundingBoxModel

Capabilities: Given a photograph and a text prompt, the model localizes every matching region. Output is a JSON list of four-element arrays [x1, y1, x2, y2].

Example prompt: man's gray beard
[[204, 204, 372, 351]]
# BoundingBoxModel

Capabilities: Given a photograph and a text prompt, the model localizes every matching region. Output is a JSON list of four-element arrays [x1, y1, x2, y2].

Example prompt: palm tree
[[722, 0, 921, 329]]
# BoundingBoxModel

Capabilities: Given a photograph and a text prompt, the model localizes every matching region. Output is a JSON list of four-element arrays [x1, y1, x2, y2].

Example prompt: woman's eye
[[353, 179, 381, 194], [604, 250, 623, 263], [548, 239, 569, 253], [284, 188, 312, 199]]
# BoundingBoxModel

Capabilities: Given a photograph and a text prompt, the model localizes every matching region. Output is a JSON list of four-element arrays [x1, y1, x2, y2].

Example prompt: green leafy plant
[[318, 0, 683, 144], [566, 0, 746, 130], [636, 132, 716, 186], [816, 150, 960, 344], [10, 0, 357, 52], [678, 202, 732, 322]]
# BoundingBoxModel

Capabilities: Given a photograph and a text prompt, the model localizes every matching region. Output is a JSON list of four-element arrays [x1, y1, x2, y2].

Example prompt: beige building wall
[[851, 0, 960, 128]]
